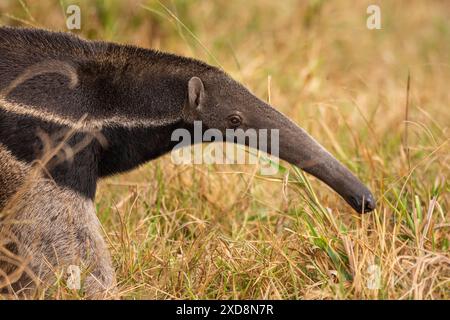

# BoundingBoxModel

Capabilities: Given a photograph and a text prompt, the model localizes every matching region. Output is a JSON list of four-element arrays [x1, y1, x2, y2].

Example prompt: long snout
[[279, 117, 375, 213], [251, 102, 376, 213]]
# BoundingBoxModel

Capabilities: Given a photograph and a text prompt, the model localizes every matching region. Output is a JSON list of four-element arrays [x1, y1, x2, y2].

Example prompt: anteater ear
[[188, 76, 205, 110]]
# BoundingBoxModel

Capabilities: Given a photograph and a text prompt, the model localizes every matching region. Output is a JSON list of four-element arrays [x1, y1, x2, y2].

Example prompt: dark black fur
[[0, 110, 97, 199], [0, 109, 194, 199]]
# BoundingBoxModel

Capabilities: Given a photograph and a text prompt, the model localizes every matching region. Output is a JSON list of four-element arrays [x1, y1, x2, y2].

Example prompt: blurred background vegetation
[[0, 0, 448, 299]]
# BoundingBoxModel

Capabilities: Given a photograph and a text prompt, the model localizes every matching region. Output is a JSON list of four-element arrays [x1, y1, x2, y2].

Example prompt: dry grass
[[0, 0, 449, 299]]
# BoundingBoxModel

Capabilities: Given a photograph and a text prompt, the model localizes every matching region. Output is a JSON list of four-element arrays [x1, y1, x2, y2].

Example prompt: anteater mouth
[[348, 193, 376, 213]]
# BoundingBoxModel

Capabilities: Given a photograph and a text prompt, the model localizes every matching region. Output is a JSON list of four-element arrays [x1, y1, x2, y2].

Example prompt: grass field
[[0, 0, 449, 299]]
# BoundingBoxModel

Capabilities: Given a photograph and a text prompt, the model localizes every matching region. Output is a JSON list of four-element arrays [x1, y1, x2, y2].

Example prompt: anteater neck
[[0, 27, 219, 127], [98, 121, 194, 177]]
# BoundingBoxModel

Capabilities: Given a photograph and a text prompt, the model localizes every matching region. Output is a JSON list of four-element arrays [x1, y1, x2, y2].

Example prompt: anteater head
[[182, 72, 376, 213]]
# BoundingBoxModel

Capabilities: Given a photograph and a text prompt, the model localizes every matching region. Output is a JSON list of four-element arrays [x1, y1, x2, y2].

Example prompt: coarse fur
[[0, 27, 375, 297]]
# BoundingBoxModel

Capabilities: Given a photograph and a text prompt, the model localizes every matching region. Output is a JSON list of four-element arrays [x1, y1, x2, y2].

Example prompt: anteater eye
[[228, 115, 242, 127]]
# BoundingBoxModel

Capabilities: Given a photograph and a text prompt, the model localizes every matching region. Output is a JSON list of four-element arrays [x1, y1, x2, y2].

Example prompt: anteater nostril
[[364, 196, 376, 212]]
